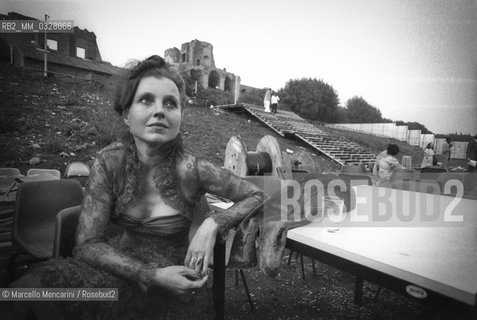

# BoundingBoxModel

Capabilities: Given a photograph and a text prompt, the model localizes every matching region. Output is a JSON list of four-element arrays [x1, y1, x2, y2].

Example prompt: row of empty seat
[[0, 162, 91, 282], [242, 105, 377, 168], [338, 164, 477, 198]]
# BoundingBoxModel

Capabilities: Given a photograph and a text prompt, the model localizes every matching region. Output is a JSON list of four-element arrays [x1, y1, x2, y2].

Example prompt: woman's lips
[[148, 123, 168, 128]]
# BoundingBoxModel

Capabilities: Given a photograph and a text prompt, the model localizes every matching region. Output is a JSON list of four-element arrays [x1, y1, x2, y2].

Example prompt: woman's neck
[[134, 139, 163, 167]]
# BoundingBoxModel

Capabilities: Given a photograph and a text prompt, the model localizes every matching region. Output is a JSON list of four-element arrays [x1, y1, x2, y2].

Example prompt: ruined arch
[[224, 76, 233, 92], [208, 70, 220, 88], [190, 69, 201, 81]]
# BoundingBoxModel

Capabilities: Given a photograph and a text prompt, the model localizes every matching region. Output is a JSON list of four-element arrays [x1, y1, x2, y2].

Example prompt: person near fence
[[420, 143, 435, 168], [10, 55, 264, 320], [466, 134, 477, 172], [441, 137, 453, 171]]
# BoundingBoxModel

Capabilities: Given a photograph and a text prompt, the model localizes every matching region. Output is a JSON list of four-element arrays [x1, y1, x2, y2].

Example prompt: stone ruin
[[165, 39, 240, 103]]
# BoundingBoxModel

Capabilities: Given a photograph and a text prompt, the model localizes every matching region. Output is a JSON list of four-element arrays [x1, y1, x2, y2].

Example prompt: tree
[[279, 78, 340, 122], [396, 120, 433, 134], [346, 96, 383, 123]]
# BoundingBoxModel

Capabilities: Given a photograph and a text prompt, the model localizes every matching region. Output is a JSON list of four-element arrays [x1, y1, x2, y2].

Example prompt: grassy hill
[[1, 61, 449, 176]]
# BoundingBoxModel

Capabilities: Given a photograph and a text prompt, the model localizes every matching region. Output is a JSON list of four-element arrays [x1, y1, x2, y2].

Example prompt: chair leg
[[374, 286, 382, 303], [287, 249, 293, 265], [239, 269, 255, 312], [7, 250, 19, 283], [354, 277, 363, 305], [300, 254, 305, 280]]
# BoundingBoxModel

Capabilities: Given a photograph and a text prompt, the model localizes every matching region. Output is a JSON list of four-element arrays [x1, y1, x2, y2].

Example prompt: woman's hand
[[152, 266, 208, 295], [185, 217, 219, 275]]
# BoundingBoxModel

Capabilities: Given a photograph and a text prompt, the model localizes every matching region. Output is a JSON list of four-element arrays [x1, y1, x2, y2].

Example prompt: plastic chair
[[338, 174, 372, 212], [390, 169, 415, 184], [393, 179, 441, 194], [8, 179, 84, 280], [463, 172, 477, 199], [0, 168, 21, 176], [437, 173, 465, 196], [419, 167, 446, 180], [27, 168, 61, 179], [65, 161, 90, 187], [52, 205, 82, 258]]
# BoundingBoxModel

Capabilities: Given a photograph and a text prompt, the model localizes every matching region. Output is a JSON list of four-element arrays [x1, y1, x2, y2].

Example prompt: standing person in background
[[263, 88, 271, 112], [441, 137, 453, 171], [466, 134, 477, 172], [270, 91, 280, 114], [372, 144, 403, 185], [420, 143, 435, 168]]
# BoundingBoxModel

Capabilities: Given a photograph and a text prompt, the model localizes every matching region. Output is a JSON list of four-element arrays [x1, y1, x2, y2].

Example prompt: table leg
[[213, 240, 225, 320], [354, 277, 363, 305]]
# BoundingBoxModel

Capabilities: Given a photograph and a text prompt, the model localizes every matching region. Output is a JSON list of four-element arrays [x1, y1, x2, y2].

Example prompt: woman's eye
[[139, 97, 153, 105], [164, 99, 177, 109]]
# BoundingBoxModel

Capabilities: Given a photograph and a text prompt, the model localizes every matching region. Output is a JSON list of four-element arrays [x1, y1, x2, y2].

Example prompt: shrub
[[196, 87, 233, 106], [237, 88, 266, 106]]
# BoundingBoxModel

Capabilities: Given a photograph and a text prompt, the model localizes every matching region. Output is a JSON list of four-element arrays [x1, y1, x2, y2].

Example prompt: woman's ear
[[123, 114, 129, 127]]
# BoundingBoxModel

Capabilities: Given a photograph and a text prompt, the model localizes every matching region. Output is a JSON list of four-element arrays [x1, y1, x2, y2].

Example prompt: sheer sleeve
[[193, 158, 264, 236], [74, 154, 156, 288]]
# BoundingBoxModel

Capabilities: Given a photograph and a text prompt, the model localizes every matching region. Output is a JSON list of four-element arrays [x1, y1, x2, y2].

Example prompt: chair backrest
[[420, 167, 446, 180], [390, 169, 415, 183], [64, 161, 91, 187], [337, 174, 372, 211], [27, 168, 61, 179], [65, 161, 90, 177], [0, 167, 21, 176], [13, 179, 84, 259], [0, 175, 18, 194], [53, 205, 82, 259], [395, 179, 441, 194], [437, 173, 465, 196], [340, 164, 366, 175], [463, 172, 477, 199]]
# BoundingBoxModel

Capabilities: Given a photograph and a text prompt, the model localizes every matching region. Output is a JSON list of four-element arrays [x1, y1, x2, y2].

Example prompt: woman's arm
[[183, 156, 264, 274], [74, 154, 207, 293], [195, 158, 264, 235]]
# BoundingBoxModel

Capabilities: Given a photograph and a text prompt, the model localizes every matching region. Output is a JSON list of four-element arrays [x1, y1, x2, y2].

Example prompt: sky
[[1, 0, 476, 135]]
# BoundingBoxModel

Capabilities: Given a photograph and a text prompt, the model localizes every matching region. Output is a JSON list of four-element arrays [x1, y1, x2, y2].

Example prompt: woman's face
[[124, 76, 181, 148]]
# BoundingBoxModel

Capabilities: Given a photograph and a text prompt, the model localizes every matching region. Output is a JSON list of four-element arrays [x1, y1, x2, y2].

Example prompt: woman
[[263, 88, 271, 112], [12, 55, 264, 319], [420, 143, 434, 168], [373, 144, 402, 185]]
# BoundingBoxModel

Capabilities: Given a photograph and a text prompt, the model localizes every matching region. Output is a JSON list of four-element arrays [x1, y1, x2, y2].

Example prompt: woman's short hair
[[387, 144, 400, 156], [113, 55, 186, 116]]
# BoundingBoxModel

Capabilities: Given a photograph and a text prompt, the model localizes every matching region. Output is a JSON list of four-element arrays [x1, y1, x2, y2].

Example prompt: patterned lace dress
[[12, 137, 264, 320]]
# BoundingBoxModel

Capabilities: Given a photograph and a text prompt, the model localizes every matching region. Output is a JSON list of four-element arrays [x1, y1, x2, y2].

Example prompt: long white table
[[287, 185, 477, 307]]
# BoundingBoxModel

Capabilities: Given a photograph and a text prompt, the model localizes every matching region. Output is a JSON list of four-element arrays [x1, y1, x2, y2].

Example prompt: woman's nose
[[152, 102, 165, 118]]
